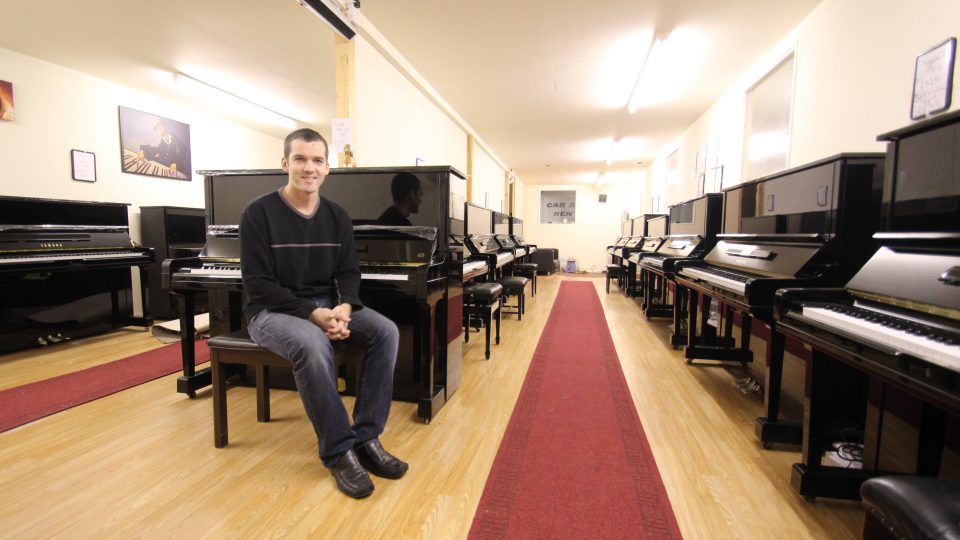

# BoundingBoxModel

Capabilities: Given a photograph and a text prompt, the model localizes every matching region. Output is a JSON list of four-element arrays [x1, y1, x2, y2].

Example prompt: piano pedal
[[739, 381, 762, 395]]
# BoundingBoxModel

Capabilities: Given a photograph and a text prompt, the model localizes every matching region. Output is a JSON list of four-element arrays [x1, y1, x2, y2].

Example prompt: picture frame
[[0, 79, 14, 121], [70, 149, 97, 182], [118, 106, 192, 180], [910, 37, 956, 120]]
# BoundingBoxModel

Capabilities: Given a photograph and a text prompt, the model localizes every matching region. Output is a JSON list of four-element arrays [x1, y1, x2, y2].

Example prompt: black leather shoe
[[355, 439, 409, 479], [330, 449, 374, 499]]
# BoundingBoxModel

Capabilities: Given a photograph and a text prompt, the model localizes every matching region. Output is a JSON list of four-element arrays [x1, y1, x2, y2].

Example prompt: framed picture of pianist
[[118, 106, 192, 180]]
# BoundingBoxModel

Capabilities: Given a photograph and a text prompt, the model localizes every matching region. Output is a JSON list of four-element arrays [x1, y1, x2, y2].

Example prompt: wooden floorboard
[[0, 275, 863, 538]]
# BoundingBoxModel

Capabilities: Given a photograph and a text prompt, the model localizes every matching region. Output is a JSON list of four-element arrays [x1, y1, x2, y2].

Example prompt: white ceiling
[[0, 0, 821, 185]]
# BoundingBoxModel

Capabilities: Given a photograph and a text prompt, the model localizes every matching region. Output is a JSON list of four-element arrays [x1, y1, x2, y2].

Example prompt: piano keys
[[776, 233, 960, 500], [770, 110, 960, 501], [673, 154, 884, 445], [0, 196, 154, 354], [639, 194, 723, 350], [163, 167, 465, 422]]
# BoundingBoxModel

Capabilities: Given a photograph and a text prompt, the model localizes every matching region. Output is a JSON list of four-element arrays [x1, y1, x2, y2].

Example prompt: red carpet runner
[[0, 340, 210, 433], [469, 281, 682, 539]]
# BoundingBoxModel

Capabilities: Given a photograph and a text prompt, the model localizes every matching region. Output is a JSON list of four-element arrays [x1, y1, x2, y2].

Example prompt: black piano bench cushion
[[514, 263, 538, 273], [498, 276, 528, 295], [861, 476, 960, 540], [464, 282, 503, 304], [606, 264, 624, 275]]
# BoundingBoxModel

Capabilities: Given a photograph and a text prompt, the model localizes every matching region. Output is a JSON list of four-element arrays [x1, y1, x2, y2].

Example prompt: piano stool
[[463, 282, 503, 359], [497, 276, 529, 320], [606, 264, 626, 294], [207, 330, 346, 448], [861, 476, 960, 540], [512, 262, 538, 297]]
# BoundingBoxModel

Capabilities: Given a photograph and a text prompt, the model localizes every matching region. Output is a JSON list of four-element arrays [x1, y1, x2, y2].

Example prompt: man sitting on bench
[[240, 128, 407, 499]]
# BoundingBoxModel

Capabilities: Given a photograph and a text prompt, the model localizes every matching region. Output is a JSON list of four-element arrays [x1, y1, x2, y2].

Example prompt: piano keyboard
[[643, 255, 666, 268], [186, 265, 241, 277], [681, 266, 750, 295], [0, 250, 147, 264], [361, 272, 409, 281], [463, 260, 487, 274], [122, 148, 188, 179], [496, 253, 514, 266], [799, 304, 960, 371]]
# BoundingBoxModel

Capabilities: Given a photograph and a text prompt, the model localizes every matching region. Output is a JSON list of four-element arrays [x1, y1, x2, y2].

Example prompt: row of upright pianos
[[608, 109, 960, 502]]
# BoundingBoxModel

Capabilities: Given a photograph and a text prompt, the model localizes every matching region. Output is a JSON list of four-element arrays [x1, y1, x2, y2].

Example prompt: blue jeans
[[247, 298, 399, 467]]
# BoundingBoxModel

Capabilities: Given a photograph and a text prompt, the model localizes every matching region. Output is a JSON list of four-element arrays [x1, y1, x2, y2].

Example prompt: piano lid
[[353, 225, 438, 265], [844, 233, 960, 320], [701, 234, 827, 279]]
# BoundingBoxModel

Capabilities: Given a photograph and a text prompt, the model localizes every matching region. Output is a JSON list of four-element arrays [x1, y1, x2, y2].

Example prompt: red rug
[[469, 281, 682, 539], [0, 340, 210, 433]]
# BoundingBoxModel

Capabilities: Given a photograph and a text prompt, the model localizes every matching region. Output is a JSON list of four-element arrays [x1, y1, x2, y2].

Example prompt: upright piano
[[162, 167, 466, 422], [673, 154, 884, 444], [0, 196, 153, 354], [626, 214, 668, 298], [639, 194, 723, 346], [774, 110, 960, 500]]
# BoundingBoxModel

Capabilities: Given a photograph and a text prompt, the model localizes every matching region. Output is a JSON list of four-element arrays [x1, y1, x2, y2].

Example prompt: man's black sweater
[[240, 189, 362, 321]]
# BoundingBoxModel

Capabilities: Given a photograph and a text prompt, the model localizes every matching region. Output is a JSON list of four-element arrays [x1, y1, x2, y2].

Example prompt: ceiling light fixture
[[172, 72, 298, 129], [298, 0, 357, 40], [605, 138, 619, 165], [627, 28, 703, 112]]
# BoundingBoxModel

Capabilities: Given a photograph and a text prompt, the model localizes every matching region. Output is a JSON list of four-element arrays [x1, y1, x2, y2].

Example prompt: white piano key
[[680, 267, 747, 295], [800, 306, 960, 372]]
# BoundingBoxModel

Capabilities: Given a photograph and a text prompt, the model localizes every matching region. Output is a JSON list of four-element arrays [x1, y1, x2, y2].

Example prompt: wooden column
[[334, 35, 356, 166]]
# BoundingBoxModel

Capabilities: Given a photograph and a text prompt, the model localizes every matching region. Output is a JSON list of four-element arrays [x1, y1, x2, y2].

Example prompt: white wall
[[0, 47, 283, 242], [470, 145, 506, 211], [639, 0, 960, 202], [354, 38, 468, 172], [0, 47, 285, 314], [524, 182, 635, 273]]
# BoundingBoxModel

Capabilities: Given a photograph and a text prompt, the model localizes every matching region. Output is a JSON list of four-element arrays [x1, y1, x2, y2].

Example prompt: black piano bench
[[497, 276, 529, 320], [606, 264, 625, 294], [861, 476, 960, 540], [463, 282, 503, 359], [513, 262, 538, 297], [207, 331, 347, 448]]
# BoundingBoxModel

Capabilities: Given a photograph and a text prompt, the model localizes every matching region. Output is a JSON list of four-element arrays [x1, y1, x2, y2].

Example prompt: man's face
[[408, 188, 423, 214], [281, 138, 329, 195]]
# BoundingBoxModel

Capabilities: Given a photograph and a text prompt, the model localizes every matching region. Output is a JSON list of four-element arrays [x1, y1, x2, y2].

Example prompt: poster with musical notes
[[118, 106, 192, 180], [911, 38, 956, 120]]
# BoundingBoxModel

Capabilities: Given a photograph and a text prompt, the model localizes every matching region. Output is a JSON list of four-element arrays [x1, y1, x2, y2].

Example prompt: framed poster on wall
[[118, 106, 191, 180]]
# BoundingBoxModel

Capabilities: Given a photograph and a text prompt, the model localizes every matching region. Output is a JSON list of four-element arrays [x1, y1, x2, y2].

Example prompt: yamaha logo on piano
[[40, 242, 64, 248]]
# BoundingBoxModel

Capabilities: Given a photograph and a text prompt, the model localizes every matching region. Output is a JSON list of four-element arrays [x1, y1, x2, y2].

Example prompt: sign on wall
[[540, 190, 576, 224]]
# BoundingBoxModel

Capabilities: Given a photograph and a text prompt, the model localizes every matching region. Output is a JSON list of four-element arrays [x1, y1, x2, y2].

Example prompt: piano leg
[[791, 349, 873, 501], [670, 283, 688, 348], [756, 327, 802, 446], [173, 291, 211, 398]]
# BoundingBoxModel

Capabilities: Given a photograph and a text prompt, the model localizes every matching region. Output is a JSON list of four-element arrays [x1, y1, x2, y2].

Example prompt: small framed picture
[[911, 38, 956, 120], [71, 149, 97, 182], [0, 79, 14, 121]]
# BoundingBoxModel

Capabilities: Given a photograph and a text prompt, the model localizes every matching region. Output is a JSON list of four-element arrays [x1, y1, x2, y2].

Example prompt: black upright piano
[[162, 167, 466, 422], [774, 110, 960, 500], [0, 196, 154, 354], [639, 194, 723, 347], [673, 154, 884, 443]]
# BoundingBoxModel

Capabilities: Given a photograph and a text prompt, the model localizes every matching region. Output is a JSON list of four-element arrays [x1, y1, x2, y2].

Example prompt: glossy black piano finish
[[0, 196, 154, 354], [767, 111, 960, 501], [776, 234, 960, 500], [163, 167, 466, 422], [669, 154, 884, 444], [640, 194, 722, 339]]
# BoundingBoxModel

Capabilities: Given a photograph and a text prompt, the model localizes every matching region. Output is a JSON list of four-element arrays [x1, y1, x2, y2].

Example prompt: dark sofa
[[530, 248, 559, 275]]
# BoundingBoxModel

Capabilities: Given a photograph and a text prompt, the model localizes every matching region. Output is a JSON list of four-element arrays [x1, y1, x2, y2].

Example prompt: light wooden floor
[[0, 275, 864, 539]]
